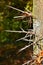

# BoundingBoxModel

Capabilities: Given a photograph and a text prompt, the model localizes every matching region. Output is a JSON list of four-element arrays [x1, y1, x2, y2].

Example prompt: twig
[[23, 39, 33, 42], [5, 30, 34, 34], [20, 26, 25, 31], [7, 5, 25, 13], [13, 15, 25, 19], [16, 35, 30, 42], [18, 37, 43, 53], [5, 30, 27, 33], [18, 43, 34, 53]]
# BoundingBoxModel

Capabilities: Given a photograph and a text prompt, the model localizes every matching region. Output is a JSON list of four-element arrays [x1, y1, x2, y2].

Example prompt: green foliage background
[[0, 0, 33, 45]]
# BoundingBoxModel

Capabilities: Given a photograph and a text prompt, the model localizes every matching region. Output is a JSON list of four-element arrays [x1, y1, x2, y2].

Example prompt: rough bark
[[33, 0, 43, 54], [33, 0, 43, 37]]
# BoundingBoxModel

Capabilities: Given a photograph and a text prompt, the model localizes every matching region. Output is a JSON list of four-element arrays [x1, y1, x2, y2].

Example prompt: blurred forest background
[[0, 0, 33, 65]]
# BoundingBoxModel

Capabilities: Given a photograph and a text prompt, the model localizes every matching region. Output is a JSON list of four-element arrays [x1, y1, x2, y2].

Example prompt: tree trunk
[[33, 0, 43, 54]]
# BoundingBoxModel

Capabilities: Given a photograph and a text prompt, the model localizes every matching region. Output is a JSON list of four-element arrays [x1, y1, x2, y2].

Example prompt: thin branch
[[7, 5, 25, 13], [18, 37, 43, 53], [16, 35, 32, 42], [18, 43, 34, 53], [5, 30, 34, 34], [16, 38, 33, 42], [13, 15, 25, 19], [23, 39, 33, 42], [24, 30, 33, 37], [5, 30, 27, 33], [25, 33, 29, 37], [20, 26, 25, 31]]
